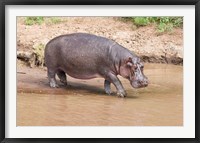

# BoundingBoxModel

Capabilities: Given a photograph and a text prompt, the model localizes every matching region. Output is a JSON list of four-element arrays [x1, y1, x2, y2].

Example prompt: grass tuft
[[122, 17, 183, 33], [24, 17, 44, 25]]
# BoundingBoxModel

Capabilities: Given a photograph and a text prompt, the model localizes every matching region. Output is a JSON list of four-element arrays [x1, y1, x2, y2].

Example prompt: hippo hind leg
[[47, 69, 59, 88], [57, 69, 67, 86]]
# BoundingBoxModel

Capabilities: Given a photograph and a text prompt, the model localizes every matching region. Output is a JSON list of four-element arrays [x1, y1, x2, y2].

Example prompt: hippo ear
[[125, 57, 133, 67]]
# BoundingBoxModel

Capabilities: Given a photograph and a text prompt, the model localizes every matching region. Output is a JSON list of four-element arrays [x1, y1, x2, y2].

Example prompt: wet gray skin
[[44, 33, 148, 97]]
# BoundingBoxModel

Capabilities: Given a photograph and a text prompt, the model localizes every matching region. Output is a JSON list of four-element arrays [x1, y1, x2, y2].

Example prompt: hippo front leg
[[104, 80, 112, 95], [105, 73, 127, 97]]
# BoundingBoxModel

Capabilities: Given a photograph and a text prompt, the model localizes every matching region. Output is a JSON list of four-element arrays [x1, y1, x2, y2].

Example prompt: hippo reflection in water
[[44, 33, 148, 97]]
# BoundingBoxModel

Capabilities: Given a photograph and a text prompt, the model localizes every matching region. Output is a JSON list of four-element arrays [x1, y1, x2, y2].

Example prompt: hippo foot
[[50, 82, 59, 88], [60, 80, 67, 86], [105, 91, 114, 96], [117, 91, 127, 98], [105, 89, 112, 95]]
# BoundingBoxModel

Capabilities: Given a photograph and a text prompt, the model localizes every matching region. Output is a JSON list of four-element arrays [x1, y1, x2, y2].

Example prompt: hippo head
[[119, 56, 148, 88]]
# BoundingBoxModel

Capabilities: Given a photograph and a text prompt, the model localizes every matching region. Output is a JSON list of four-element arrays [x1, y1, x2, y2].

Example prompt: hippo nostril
[[142, 79, 148, 86], [139, 80, 147, 86]]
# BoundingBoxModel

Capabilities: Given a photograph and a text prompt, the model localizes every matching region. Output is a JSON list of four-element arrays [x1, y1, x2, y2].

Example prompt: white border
[[5, 5, 195, 138]]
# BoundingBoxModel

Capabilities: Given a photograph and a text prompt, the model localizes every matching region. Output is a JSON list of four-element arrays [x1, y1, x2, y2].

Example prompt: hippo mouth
[[131, 80, 148, 88]]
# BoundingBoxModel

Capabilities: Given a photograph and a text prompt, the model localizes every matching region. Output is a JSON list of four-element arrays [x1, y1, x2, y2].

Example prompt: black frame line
[[1, 0, 199, 143]]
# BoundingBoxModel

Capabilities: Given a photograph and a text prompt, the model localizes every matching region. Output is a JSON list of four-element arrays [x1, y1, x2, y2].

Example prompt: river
[[17, 63, 183, 126]]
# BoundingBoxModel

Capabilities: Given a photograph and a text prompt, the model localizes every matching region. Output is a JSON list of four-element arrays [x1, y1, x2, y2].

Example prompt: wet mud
[[17, 64, 183, 126]]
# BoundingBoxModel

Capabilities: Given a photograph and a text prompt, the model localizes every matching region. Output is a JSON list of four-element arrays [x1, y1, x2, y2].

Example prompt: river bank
[[17, 17, 183, 67]]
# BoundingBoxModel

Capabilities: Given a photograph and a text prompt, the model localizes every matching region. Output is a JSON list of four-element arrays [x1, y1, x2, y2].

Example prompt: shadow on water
[[60, 81, 106, 95], [18, 79, 107, 96], [19, 79, 143, 98]]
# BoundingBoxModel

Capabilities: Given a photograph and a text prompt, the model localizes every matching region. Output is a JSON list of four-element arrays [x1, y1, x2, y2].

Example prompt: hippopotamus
[[44, 33, 148, 97]]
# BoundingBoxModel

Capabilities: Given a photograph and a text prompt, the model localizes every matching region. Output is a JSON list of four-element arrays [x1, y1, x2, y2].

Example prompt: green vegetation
[[24, 17, 44, 25], [33, 43, 45, 66], [133, 17, 149, 26], [122, 17, 183, 33], [24, 17, 65, 26]]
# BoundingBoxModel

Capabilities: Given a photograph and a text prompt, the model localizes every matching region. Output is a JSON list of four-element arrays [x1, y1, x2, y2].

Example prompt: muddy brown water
[[17, 64, 183, 126]]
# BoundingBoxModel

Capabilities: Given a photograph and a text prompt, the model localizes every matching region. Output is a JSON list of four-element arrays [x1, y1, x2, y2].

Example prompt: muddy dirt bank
[[17, 17, 183, 66]]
